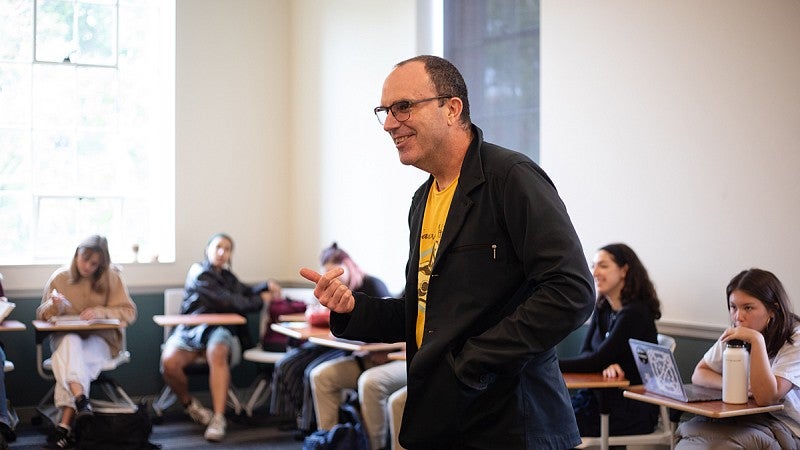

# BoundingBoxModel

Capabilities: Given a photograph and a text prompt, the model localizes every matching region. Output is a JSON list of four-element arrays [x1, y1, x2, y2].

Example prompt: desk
[[562, 372, 629, 390], [270, 322, 404, 352], [308, 335, 404, 353], [152, 313, 246, 327], [562, 373, 630, 450], [270, 322, 331, 340], [32, 319, 125, 379], [0, 320, 26, 331], [623, 385, 784, 419], [32, 319, 121, 333]]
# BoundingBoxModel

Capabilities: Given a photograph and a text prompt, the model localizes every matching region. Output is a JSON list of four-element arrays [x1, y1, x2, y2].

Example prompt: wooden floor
[[9, 404, 305, 449]]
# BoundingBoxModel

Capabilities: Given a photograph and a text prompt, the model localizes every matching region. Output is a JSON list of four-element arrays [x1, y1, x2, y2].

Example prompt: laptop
[[629, 338, 722, 402]]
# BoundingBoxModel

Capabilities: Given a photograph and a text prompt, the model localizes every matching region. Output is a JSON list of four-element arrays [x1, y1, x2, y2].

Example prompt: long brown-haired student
[[38, 235, 137, 449], [675, 268, 800, 449]]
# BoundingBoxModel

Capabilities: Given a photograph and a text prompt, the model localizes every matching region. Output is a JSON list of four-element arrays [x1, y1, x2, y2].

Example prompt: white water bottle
[[722, 339, 749, 404]]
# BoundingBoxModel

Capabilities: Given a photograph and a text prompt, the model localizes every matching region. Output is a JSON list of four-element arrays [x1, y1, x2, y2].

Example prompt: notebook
[[0, 301, 15, 322], [49, 315, 120, 326], [629, 338, 723, 402]]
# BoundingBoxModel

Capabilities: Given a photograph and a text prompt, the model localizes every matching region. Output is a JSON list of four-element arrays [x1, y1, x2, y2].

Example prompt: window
[[443, 0, 540, 162], [0, 0, 175, 264]]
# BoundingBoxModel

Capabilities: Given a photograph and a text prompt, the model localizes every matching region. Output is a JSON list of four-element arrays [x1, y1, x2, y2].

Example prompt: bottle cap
[[727, 339, 746, 347]]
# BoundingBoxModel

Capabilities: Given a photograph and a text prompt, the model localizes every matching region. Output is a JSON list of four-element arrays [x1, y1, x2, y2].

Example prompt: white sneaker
[[204, 413, 226, 442], [184, 397, 212, 426]]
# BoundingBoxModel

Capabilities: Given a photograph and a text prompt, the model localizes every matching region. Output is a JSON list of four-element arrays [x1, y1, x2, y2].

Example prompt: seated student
[[0, 281, 16, 449], [310, 347, 407, 450], [270, 243, 390, 437], [675, 268, 800, 449], [160, 232, 280, 442], [0, 345, 13, 450], [559, 243, 661, 436], [37, 235, 138, 449]]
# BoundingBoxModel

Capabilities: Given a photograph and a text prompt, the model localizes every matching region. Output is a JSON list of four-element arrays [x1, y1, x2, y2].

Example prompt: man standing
[[301, 55, 594, 449]]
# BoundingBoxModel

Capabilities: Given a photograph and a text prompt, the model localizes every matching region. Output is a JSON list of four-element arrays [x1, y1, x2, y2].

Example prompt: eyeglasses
[[373, 95, 451, 125]]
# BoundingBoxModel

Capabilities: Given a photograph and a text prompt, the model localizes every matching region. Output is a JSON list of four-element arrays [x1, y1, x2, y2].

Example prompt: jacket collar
[[415, 124, 487, 273]]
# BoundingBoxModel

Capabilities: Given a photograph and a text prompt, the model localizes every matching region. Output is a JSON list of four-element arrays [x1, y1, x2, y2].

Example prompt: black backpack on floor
[[75, 402, 160, 450]]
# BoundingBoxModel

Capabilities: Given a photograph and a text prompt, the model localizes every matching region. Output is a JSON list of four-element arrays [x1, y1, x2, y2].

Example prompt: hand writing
[[50, 289, 73, 314], [80, 308, 98, 320]]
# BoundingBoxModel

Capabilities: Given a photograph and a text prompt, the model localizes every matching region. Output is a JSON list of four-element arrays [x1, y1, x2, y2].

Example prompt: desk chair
[[240, 301, 287, 417], [577, 333, 676, 450], [151, 288, 242, 420], [33, 328, 137, 426]]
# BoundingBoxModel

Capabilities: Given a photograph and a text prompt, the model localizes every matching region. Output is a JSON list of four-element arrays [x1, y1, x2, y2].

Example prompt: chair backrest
[[657, 333, 677, 352], [163, 288, 186, 342]]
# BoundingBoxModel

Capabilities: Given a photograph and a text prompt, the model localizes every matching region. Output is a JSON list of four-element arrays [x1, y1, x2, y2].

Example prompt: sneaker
[[204, 413, 226, 442], [73, 394, 94, 433], [45, 425, 75, 449], [184, 397, 212, 426], [0, 421, 14, 443], [75, 395, 93, 419]]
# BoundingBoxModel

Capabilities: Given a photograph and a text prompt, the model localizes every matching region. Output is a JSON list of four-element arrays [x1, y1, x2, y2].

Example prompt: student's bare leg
[[206, 343, 230, 415], [161, 348, 199, 405]]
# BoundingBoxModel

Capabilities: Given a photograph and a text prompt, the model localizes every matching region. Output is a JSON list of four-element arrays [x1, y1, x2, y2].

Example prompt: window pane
[[0, 129, 31, 189], [0, 0, 33, 61], [35, 196, 122, 259], [0, 64, 32, 125], [76, 130, 118, 192], [0, 193, 32, 259], [32, 128, 77, 191], [35, 0, 76, 63], [444, 0, 540, 162], [35, 0, 118, 66], [0, 0, 175, 265], [73, 1, 117, 65], [77, 66, 117, 127], [33, 64, 78, 127]]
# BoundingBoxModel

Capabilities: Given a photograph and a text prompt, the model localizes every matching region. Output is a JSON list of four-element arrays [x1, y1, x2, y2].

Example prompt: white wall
[[288, 0, 425, 294], [541, 0, 800, 326], [172, 0, 294, 283]]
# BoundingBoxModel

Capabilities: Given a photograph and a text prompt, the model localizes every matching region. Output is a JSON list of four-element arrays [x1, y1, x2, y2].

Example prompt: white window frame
[[0, 0, 175, 266]]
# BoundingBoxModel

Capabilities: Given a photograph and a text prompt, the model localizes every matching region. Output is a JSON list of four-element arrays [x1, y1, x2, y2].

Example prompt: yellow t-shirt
[[416, 177, 458, 347]]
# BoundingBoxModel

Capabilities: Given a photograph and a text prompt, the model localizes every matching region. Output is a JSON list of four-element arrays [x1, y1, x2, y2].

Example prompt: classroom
[[1, 1, 799, 449]]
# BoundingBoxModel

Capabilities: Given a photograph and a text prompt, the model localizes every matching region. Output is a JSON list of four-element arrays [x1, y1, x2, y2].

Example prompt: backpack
[[75, 402, 160, 450], [261, 297, 307, 351], [302, 391, 368, 450]]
